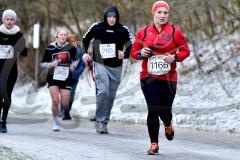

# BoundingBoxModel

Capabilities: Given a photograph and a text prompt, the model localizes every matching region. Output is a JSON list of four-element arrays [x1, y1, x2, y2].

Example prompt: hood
[[50, 41, 69, 49], [103, 5, 120, 26]]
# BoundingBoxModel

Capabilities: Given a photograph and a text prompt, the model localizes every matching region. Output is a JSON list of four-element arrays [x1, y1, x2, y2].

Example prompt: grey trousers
[[94, 62, 122, 124]]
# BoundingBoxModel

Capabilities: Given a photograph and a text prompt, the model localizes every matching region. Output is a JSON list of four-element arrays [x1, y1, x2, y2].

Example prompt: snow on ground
[[11, 30, 240, 135]]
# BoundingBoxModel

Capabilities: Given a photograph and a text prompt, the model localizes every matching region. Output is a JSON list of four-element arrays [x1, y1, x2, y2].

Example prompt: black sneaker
[[62, 112, 72, 120], [0, 121, 7, 133], [90, 117, 96, 121]]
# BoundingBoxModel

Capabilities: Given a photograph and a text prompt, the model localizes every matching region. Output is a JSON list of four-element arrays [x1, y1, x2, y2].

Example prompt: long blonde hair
[[55, 26, 68, 39]]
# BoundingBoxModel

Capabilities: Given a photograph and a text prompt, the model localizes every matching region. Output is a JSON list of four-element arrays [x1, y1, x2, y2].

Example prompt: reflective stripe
[[123, 25, 133, 43], [83, 22, 100, 38]]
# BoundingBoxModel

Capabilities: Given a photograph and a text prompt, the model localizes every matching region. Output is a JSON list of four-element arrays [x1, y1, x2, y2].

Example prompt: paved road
[[0, 114, 240, 160]]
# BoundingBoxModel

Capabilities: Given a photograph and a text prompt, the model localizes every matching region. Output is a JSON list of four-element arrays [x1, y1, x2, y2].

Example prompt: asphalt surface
[[0, 114, 239, 160]]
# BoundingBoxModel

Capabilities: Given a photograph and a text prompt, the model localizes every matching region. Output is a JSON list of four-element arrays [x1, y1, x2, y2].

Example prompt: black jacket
[[41, 42, 77, 83], [0, 30, 27, 85], [82, 5, 132, 67]]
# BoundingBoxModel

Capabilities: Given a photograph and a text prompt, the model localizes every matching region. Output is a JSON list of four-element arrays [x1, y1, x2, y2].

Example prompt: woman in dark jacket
[[0, 9, 28, 133], [41, 27, 77, 131]]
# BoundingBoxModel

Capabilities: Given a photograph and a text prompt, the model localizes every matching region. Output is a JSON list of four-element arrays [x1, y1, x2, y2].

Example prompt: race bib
[[0, 45, 14, 59], [148, 55, 171, 75], [99, 44, 116, 59], [53, 66, 69, 81]]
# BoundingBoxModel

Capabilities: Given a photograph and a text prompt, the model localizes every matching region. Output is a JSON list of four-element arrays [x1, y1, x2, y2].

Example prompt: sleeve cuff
[[41, 62, 51, 69], [72, 60, 79, 68]]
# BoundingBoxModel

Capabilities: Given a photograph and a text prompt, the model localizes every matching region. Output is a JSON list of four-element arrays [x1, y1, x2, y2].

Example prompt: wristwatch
[[174, 54, 178, 62]]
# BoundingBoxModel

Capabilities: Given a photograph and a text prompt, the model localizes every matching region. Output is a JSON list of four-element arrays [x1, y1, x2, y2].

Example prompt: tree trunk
[[69, 0, 83, 38]]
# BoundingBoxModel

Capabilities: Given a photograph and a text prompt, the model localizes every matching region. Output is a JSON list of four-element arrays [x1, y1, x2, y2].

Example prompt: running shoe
[[90, 117, 96, 121], [62, 111, 72, 120], [95, 122, 101, 133], [164, 124, 174, 141], [52, 117, 60, 131], [95, 122, 108, 134], [0, 121, 7, 133], [100, 123, 108, 134], [147, 142, 159, 155]]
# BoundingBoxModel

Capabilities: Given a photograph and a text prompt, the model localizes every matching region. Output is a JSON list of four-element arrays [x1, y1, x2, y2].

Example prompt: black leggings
[[0, 71, 17, 122], [141, 78, 176, 143]]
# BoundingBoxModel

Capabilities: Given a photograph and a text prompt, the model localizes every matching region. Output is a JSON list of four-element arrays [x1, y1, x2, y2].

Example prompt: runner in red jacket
[[131, 1, 190, 155]]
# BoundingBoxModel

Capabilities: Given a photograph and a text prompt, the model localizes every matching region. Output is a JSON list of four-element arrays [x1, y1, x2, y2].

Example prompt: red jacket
[[131, 22, 190, 82]]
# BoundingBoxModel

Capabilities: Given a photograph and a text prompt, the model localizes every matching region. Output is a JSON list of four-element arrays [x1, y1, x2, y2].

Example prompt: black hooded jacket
[[82, 5, 132, 67]]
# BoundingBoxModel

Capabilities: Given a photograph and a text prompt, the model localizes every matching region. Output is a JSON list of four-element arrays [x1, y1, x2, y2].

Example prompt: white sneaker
[[52, 123, 60, 131], [52, 117, 60, 132]]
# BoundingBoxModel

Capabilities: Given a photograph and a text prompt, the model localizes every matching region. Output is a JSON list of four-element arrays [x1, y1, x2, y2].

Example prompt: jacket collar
[[151, 22, 169, 33]]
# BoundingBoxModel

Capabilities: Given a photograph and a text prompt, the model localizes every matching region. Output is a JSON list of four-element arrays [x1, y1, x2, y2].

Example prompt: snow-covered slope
[[11, 30, 240, 135]]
